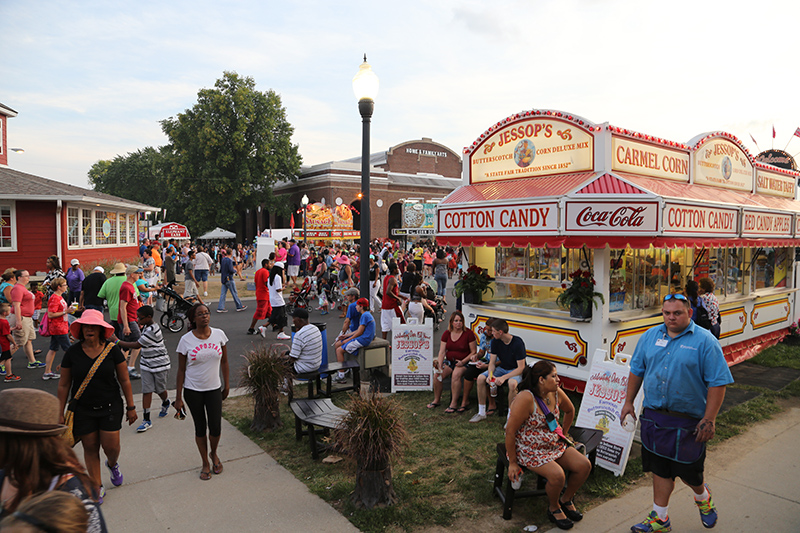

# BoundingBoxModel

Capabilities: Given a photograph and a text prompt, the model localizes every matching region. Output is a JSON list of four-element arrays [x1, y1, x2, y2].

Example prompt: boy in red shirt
[[247, 258, 272, 334], [30, 281, 44, 328], [0, 302, 20, 381], [119, 265, 143, 379]]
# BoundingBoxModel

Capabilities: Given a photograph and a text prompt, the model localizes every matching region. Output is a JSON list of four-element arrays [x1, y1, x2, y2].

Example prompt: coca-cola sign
[[564, 201, 659, 233]]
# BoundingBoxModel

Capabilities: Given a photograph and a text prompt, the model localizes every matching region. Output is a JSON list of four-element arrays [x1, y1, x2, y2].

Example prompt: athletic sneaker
[[27, 360, 45, 369], [4, 374, 21, 382], [631, 511, 671, 532], [128, 368, 141, 380], [203, 291, 208, 296], [0, 364, 5, 375], [695, 484, 718, 528], [333, 373, 348, 384], [97, 484, 105, 505], [42, 372, 61, 380], [258, 326, 267, 339], [276, 332, 291, 340], [236, 305, 248, 312], [159, 402, 170, 418], [106, 460, 124, 486], [137, 420, 152, 433], [216, 309, 228, 313], [247, 328, 256, 335]]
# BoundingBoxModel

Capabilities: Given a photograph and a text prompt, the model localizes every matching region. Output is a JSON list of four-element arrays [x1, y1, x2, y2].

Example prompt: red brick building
[[0, 103, 157, 273], [248, 138, 462, 240]]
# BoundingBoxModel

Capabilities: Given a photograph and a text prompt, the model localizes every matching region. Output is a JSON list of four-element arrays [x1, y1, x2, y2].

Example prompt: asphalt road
[[9, 296, 449, 397]]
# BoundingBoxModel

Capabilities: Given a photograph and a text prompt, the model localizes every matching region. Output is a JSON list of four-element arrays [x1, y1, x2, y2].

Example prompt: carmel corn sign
[[470, 117, 593, 183]]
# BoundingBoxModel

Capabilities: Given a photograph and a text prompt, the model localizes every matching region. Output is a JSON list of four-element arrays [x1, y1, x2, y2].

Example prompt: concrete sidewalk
[[99, 389, 358, 532], [572, 400, 800, 532]]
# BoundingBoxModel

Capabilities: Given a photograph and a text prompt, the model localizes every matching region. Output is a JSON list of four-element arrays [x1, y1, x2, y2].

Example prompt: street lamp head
[[301, 194, 309, 206], [352, 54, 379, 103], [356, 192, 363, 200]]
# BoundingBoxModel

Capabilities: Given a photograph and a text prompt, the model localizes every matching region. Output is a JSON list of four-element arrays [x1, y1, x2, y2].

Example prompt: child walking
[[0, 303, 20, 382], [113, 305, 172, 432]]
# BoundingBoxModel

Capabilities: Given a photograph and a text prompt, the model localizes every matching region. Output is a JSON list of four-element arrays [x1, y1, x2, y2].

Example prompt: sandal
[[486, 408, 497, 416], [199, 470, 212, 481], [212, 462, 223, 475], [444, 407, 457, 414], [426, 402, 440, 409], [456, 405, 470, 413]]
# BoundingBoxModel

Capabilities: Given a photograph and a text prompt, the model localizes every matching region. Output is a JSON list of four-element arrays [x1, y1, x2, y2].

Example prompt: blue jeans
[[434, 274, 448, 297], [218, 280, 244, 310]]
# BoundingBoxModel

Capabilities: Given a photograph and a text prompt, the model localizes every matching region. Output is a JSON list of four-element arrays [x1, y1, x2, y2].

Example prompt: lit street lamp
[[353, 54, 378, 303], [301, 194, 309, 247]]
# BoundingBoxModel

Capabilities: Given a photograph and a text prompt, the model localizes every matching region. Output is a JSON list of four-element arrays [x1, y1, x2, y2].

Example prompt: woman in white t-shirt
[[174, 303, 230, 481], [267, 262, 290, 340]]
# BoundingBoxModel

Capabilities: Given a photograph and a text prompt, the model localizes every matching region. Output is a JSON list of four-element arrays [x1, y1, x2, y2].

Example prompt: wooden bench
[[289, 398, 349, 459], [493, 426, 604, 519], [294, 360, 361, 398]]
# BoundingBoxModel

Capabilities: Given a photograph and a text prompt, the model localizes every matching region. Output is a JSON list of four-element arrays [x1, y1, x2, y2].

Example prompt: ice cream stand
[[437, 109, 800, 391]]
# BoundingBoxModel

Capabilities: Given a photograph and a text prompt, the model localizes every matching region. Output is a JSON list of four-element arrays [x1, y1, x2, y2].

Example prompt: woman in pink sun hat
[[57, 309, 137, 504]]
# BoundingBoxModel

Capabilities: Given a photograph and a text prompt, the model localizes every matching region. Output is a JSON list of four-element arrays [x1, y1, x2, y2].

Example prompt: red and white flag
[[772, 125, 776, 139], [749, 133, 758, 146], [794, 127, 800, 138]]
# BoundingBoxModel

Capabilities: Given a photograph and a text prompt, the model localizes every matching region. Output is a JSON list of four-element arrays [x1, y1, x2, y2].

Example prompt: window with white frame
[[119, 214, 127, 245], [82, 209, 93, 246], [68, 207, 139, 249], [0, 202, 16, 251], [68, 207, 80, 247]]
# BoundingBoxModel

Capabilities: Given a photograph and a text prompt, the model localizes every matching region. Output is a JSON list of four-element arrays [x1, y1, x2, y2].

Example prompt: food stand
[[292, 202, 360, 242], [437, 109, 800, 391]]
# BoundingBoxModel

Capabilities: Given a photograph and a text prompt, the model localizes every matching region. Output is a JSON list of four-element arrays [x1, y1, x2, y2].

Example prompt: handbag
[[62, 342, 115, 448], [639, 408, 705, 464], [38, 310, 50, 337]]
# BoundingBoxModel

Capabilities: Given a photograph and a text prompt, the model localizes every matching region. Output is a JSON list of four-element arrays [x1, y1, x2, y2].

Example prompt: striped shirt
[[138, 323, 171, 373], [290, 324, 322, 373]]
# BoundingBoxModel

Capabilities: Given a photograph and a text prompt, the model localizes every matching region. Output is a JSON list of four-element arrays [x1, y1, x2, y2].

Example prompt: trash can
[[290, 322, 328, 374]]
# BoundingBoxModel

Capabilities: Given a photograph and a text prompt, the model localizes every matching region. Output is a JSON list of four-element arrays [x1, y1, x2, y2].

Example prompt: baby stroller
[[286, 276, 317, 315], [156, 281, 197, 333]]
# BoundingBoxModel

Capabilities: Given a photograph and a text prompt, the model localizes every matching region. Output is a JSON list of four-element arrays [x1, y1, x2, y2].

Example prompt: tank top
[[382, 275, 399, 309], [434, 262, 447, 277], [0, 282, 11, 304]]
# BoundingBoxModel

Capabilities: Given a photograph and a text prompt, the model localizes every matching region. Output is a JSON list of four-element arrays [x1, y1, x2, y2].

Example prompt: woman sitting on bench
[[505, 361, 591, 530]]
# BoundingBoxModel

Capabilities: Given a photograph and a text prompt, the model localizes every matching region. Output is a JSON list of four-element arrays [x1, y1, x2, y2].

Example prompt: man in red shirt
[[119, 265, 143, 379], [247, 258, 272, 334], [380, 263, 405, 339], [10, 270, 42, 369]]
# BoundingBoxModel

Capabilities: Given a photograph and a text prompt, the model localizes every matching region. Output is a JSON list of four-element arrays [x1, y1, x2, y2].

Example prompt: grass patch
[[748, 341, 800, 370], [223, 390, 643, 532]]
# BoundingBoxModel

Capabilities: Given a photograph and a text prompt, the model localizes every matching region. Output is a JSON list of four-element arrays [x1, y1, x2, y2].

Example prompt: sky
[[2, 0, 799, 190]]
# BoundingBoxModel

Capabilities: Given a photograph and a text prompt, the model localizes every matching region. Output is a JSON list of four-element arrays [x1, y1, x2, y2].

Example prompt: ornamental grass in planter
[[239, 343, 293, 432], [332, 392, 407, 509]]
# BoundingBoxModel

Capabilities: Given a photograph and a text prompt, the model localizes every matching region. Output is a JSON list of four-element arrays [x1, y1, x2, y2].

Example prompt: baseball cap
[[126, 265, 143, 275], [356, 298, 369, 308], [344, 288, 359, 297], [70, 259, 80, 266], [93, 266, 105, 273], [291, 308, 309, 319]]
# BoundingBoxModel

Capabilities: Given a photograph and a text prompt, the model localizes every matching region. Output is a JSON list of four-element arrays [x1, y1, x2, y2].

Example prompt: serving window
[[493, 246, 591, 310]]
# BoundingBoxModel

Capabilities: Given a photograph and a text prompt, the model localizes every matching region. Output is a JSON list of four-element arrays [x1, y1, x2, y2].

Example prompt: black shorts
[[462, 364, 484, 381], [0, 350, 11, 362], [641, 445, 706, 487], [72, 401, 124, 436]]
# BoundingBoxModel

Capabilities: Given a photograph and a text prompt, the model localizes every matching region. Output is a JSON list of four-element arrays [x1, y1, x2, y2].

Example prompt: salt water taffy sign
[[575, 349, 643, 477], [391, 318, 434, 392]]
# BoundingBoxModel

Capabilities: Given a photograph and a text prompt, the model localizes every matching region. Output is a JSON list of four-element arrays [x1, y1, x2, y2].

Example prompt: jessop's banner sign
[[563, 201, 659, 233], [470, 118, 593, 183], [611, 137, 689, 181], [663, 202, 739, 235], [694, 138, 754, 192], [756, 169, 795, 198], [436, 202, 559, 235], [741, 209, 793, 237]]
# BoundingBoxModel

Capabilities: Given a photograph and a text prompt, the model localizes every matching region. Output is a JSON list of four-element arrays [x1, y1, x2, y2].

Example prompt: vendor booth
[[437, 109, 800, 391], [148, 222, 190, 241], [291, 202, 360, 242], [198, 227, 236, 241]]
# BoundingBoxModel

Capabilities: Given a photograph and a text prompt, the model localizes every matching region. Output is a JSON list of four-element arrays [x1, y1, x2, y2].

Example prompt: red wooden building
[[0, 103, 157, 273]]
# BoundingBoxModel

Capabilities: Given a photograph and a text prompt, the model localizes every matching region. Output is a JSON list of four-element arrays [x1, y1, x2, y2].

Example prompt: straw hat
[[110, 262, 126, 275], [0, 389, 67, 436], [69, 309, 115, 339]]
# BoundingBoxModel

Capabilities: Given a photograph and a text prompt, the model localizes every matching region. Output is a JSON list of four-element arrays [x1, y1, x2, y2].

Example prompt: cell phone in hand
[[172, 401, 186, 420]]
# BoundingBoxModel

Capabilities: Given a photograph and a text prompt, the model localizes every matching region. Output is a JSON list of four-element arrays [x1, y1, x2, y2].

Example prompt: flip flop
[[199, 470, 212, 481], [212, 462, 223, 475], [456, 405, 470, 413], [426, 402, 440, 409], [486, 408, 498, 416], [33, 349, 42, 355], [444, 407, 457, 414]]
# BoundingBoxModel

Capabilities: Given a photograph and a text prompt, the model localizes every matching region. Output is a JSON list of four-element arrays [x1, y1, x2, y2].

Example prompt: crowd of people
[[0, 234, 734, 532]]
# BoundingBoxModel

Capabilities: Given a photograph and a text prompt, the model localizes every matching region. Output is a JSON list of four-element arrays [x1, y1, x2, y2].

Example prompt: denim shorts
[[49, 334, 72, 352], [481, 365, 522, 384], [195, 269, 209, 282]]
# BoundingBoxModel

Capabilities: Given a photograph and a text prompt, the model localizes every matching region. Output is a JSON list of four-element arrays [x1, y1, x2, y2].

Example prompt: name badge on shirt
[[655, 338, 668, 347]]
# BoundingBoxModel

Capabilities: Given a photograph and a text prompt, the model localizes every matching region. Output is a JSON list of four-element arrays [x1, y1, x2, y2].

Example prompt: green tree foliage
[[88, 147, 168, 207], [160, 71, 302, 234]]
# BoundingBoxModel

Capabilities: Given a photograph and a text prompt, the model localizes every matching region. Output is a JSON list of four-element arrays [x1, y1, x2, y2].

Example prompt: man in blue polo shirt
[[622, 293, 733, 532]]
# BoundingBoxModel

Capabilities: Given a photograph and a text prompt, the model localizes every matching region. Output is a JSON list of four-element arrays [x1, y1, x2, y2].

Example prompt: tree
[[88, 147, 171, 209], [160, 71, 302, 234]]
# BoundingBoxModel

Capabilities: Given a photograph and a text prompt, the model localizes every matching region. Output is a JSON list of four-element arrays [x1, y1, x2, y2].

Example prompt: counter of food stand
[[437, 109, 800, 391]]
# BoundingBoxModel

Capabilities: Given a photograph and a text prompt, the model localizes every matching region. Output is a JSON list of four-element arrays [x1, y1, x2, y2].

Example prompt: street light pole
[[353, 55, 378, 303], [301, 194, 309, 248]]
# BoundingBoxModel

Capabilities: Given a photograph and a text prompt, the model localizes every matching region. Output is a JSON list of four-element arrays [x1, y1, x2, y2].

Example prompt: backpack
[[339, 266, 348, 282], [38, 311, 51, 337], [692, 298, 712, 331]]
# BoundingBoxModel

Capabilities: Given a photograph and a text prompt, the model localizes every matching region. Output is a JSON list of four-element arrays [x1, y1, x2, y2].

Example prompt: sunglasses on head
[[663, 293, 687, 301]]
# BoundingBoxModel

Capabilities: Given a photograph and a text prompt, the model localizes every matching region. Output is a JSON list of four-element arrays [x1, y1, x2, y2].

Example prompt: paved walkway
[[100, 388, 358, 532]]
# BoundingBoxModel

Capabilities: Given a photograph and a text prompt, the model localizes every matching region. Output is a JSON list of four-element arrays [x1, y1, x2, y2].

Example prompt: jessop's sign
[[663, 203, 738, 235], [694, 138, 754, 192], [470, 118, 593, 183], [564, 201, 659, 233], [742, 209, 793, 237], [756, 169, 795, 198], [437, 202, 558, 235], [612, 137, 689, 181]]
